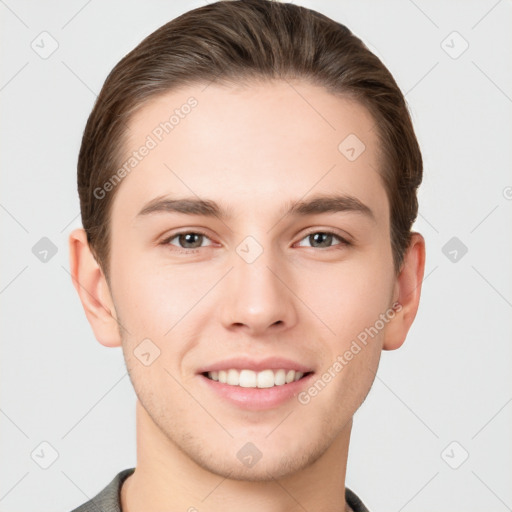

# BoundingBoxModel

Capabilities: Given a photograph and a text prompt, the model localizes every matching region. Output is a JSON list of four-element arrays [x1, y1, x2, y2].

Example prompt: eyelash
[[160, 229, 351, 254]]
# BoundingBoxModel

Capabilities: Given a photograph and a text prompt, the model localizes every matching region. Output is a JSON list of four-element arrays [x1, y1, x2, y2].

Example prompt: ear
[[68, 228, 122, 348], [382, 232, 426, 351]]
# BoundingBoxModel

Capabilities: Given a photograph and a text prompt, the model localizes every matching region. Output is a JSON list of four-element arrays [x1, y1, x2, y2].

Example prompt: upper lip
[[197, 357, 314, 374]]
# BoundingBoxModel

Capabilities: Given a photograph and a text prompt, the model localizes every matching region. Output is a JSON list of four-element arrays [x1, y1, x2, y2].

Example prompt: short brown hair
[[78, 0, 422, 279]]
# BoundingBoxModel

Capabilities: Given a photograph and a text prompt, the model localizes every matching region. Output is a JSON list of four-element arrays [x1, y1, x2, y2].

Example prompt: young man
[[68, 1, 425, 511]]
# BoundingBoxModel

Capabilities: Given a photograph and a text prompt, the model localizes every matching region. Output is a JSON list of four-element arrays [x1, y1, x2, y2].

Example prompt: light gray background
[[1, 1, 511, 511]]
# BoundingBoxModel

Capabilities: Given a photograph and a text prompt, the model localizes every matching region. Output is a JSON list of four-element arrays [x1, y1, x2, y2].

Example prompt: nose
[[219, 246, 299, 336]]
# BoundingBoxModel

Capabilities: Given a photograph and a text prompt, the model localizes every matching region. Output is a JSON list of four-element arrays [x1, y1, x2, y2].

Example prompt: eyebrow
[[136, 193, 375, 222]]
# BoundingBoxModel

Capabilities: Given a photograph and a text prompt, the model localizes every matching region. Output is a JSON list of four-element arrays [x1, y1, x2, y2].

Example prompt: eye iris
[[179, 233, 203, 248], [310, 232, 332, 248]]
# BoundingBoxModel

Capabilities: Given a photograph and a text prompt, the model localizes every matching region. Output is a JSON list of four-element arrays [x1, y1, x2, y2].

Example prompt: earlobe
[[68, 228, 122, 348], [382, 232, 426, 351]]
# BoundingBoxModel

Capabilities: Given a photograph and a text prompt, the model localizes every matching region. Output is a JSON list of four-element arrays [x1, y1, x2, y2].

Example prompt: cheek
[[299, 255, 395, 344], [299, 264, 390, 416], [111, 253, 221, 356]]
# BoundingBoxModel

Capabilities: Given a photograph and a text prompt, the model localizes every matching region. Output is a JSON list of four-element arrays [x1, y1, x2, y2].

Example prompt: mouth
[[202, 368, 314, 389], [197, 357, 315, 410]]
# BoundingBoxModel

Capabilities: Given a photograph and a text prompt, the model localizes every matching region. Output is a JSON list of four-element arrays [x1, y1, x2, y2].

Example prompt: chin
[[188, 438, 326, 482]]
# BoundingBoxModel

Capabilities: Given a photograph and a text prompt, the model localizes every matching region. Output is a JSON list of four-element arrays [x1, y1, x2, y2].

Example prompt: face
[[107, 80, 397, 480]]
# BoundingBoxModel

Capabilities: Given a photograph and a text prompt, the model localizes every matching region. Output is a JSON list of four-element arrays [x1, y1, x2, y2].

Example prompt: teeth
[[227, 369, 239, 386], [274, 369, 286, 386], [239, 369, 257, 388], [257, 369, 275, 388], [206, 369, 307, 388]]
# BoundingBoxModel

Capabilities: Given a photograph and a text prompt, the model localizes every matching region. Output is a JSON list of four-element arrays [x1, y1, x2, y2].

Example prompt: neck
[[121, 400, 353, 512]]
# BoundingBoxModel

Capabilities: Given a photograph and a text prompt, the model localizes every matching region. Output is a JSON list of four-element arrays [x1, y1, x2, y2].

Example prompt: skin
[[69, 79, 425, 512]]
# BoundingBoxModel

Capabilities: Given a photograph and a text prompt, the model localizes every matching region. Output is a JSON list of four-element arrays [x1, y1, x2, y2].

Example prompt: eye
[[296, 231, 350, 249], [162, 231, 213, 251], [160, 229, 350, 254]]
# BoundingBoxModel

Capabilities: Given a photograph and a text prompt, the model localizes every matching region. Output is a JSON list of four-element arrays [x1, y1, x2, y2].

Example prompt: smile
[[204, 369, 311, 388]]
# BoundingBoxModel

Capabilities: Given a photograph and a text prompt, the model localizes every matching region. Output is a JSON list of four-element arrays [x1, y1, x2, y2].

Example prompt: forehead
[[111, 79, 387, 224]]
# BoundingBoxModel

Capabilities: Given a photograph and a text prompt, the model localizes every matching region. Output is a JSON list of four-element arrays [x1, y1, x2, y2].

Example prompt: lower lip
[[198, 373, 314, 411]]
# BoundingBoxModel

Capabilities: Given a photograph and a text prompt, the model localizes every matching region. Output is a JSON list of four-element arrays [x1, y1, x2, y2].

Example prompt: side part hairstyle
[[77, 0, 423, 280]]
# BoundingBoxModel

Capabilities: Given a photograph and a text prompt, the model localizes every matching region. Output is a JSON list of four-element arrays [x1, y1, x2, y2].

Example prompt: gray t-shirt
[[69, 468, 370, 512]]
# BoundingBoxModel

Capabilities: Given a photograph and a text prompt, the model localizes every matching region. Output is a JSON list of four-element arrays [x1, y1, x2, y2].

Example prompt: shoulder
[[346, 486, 371, 512], [68, 468, 135, 512]]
